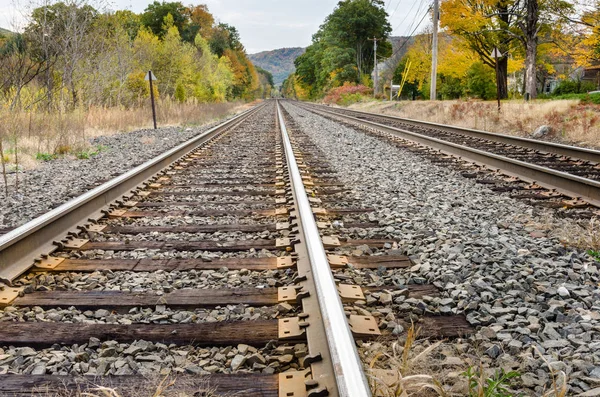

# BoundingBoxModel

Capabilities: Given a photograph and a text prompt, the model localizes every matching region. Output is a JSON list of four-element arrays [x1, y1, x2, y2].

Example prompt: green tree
[[321, 0, 391, 78], [140, 1, 186, 37], [209, 23, 243, 57], [294, 0, 392, 96]]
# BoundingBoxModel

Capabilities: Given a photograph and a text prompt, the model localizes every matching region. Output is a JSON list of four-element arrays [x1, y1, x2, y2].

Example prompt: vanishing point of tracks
[[0, 101, 472, 396]]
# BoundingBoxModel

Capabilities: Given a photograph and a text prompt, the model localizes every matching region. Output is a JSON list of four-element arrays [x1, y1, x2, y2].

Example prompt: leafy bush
[[588, 249, 600, 261], [553, 79, 597, 95], [339, 93, 365, 106], [323, 83, 372, 105], [175, 82, 186, 103], [440, 75, 465, 99], [465, 62, 496, 100], [543, 92, 600, 104]]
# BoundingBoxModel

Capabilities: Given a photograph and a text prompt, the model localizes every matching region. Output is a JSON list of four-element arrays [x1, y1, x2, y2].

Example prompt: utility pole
[[429, 0, 439, 101], [369, 37, 379, 96]]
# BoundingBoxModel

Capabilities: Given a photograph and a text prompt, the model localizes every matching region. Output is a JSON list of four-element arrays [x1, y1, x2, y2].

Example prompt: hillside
[[0, 27, 13, 36], [249, 47, 305, 86]]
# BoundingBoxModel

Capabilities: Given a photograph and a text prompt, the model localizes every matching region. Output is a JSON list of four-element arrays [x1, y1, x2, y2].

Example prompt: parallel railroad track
[[297, 102, 600, 211], [0, 101, 472, 396]]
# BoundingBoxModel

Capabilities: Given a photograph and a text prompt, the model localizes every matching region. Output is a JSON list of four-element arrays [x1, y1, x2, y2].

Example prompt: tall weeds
[[0, 99, 240, 193]]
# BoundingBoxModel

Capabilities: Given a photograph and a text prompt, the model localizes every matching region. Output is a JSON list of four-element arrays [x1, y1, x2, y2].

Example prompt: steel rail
[[276, 101, 371, 397], [301, 103, 600, 208], [0, 105, 263, 282], [303, 102, 600, 163]]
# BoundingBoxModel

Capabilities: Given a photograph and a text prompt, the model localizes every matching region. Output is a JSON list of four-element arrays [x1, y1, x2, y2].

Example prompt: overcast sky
[[0, 0, 432, 54]]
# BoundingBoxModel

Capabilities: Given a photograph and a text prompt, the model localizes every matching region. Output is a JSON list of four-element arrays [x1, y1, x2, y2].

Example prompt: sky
[[0, 0, 432, 54]]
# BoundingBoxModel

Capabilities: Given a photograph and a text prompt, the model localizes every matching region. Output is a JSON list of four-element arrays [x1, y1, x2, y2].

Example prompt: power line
[[387, 5, 432, 62], [392, 0, 425, 33], [389, 0, 403, 19]]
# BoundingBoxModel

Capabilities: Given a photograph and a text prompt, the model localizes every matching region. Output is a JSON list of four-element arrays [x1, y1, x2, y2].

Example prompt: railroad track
[[296, 102, 600, 211], [0, 101, 472, 396]]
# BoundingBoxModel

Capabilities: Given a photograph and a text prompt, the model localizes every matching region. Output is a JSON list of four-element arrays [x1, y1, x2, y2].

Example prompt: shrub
[[546, 92, 600, 104], [323, 83, 372, 105], [54, 145, 72, 155], [439, 75, 465, 99], [175, 82, 186, 103], [553, 79, 597, 95], [466, 62, 496, 100], [75, 145, 108, 160]]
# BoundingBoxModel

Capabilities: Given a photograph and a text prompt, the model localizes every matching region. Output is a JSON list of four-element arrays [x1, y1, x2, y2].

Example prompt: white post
[[429, 0, 439, 101], [373, 38, 378, 96]]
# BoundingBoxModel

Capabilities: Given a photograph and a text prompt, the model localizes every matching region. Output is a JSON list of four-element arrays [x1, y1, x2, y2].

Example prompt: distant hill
[[249, 47, 305, 86], [389, 36, 414, 58], [0, 27, 13, 36], [249, 37, 413, 87]]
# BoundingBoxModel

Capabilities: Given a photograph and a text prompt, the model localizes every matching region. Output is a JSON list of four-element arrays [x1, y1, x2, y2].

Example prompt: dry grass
[[347, 99, 600, 149], [554, 217, 600, 252], [363, 324, 463, 397], [534, 346, 569, 397], [517, 211, 600, 254], [31, 375, 228, 397], [0, 99, 248, 171]]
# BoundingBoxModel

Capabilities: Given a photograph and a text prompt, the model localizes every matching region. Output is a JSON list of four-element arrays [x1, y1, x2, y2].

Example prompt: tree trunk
[[497, 56, 509, 99], [524, 0, 539, 99], [525, 40, 537, 99]]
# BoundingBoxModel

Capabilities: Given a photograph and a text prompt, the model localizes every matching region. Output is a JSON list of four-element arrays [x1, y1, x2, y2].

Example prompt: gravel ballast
[[0, 112, 242, 231], [283, 101, 600, 396]]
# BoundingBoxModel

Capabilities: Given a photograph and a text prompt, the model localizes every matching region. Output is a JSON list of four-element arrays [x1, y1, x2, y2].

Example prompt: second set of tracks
[[0, 101, 472, 396], [298, 102, 600, 213]]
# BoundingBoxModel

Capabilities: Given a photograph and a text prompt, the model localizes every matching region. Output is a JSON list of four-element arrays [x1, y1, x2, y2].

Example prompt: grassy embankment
[[345, 97, 600, 148], [0, 100, 249, 172]]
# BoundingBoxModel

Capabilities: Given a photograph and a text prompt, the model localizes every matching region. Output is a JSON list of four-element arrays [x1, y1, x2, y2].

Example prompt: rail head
[[277, 101, 371, 397], [0, 105, 262, 282]]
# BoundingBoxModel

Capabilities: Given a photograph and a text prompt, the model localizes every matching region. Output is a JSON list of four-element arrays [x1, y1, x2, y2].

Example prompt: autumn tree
[[441, 0, 517, 98], [1, 0, 258, 116], [183, 4, 214, 43], [573, 1, 600, 66], [393, 33, 476, 99]]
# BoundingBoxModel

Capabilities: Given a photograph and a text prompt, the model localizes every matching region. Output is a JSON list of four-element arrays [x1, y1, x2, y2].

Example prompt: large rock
[[532, 125, 551, 138]]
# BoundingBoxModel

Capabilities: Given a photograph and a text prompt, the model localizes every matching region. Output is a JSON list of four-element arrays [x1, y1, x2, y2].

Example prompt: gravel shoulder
[[0, 108, 246, 231], [283, 101, 600, 396]]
